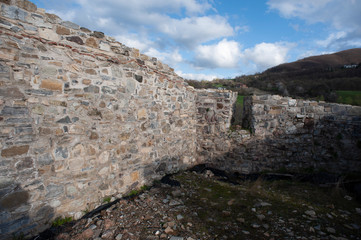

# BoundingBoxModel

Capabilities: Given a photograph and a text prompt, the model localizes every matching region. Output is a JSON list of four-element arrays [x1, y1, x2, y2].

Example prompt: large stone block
[[0, 87, 24, 98], [85, 37, 98, 48], [1, 145, 29, 157], [0, 190, 29, 209], [1, 106, 28, 116], [38, 28, 60, 42], [66, 36, 84, 45], [61, 20, 79, 30], [40, 79, 62, 91], [1, 4, 28, 21], [37, 153, 54, 166], [46, 184, 64, 198], [14, 0, 37, 12], [56, 26, 71, 35]]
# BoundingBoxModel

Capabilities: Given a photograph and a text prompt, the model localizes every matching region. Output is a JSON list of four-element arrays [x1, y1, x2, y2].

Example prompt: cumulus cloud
[[176, 71, 219, 81], [194, 39, 241, 68], [114, 34, 154, 52], [45, 0, 233, 50], [242, 42, 293, 71], [145, 48, 183, 66], [160, 16, 234, 48], [267, 0, 361, 49]]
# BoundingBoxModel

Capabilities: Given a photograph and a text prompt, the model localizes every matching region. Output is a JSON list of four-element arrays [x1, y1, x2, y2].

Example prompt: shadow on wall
[[205, 96, 361, 175], [0, 182, 54, 239]]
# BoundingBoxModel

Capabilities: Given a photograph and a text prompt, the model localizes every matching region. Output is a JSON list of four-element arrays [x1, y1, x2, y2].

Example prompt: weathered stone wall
[[195, 90, 237, 163], [0, 1, 198, 238], [211, 95, 361, 174], [1, 1, 361, 239]]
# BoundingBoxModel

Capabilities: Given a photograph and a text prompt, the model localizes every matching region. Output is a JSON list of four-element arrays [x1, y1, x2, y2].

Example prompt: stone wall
[[0, 1, 199, 238], [1, 1, 361, 239], [195, 90, 237, 163], [211, 95, 361, 174]]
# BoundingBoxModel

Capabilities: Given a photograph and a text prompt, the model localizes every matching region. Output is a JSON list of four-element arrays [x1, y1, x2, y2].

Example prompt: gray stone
[[55, 147, 68, 160], [56, 116, 72, 124], [126, 78, 136, 93], [6, 118, 32, 124], [101, 86, 116, 94], [35, 205, 54, 220], [46, 184, 64, 198], [10, 25, 21, 32], [1, 5, 28, 22], [84, 85, 100, 93], [135, 74, 143, 83], [15, 125, 33, 134], [61, 20, 80, 30], [0, 87, 24, 98], [111, 66, 122, 78], [27, 13, 51, 28], [20, 22, 38, 31], [1, 106, 29, 115], [0, 18, 11, 26], [38, 153, 54, 166], [25, 89, 53, 96], [0, 216, 30, 236], [170, 237, 184, 240], [15, 157, 33, 170]]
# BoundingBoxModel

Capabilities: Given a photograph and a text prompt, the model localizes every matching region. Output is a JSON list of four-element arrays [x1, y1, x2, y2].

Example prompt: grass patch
[[103, 196, 111, 203], [236, 95, 244, 105], [52, 216, 72, 227], [126, 185, 150, 197], [336, 91, 361, 106]]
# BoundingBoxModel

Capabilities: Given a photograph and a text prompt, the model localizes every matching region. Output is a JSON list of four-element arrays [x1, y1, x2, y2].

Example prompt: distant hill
[[245, 48, 361, 104], [266, 48, 361, 73], [185, 48, 361, 106]]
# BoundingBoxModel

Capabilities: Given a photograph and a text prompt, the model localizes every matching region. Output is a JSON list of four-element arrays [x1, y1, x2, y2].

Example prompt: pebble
[[344, 195, 352, 201], [257, 214, 265, 221], [169, 237, 184, 240], [252, 223, 260, 228], [101, 230, 114, 238], [326, 227, 336, 233], [242, 230, 250, 234], [356, 208, 361, 214], [115, 233, 123, 240], [305, 210, 316, 217], [350, 223, 360, 229], [177, 214, 184, 220], [236, 218, 245, 223], [172, 190, 182, 197], [164, 226, 174, 234]]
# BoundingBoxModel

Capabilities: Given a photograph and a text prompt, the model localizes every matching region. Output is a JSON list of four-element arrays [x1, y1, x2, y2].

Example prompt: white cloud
[[267, 0, 361, 49], [160, 16, 234, 47], [194, 39, 241, 68], [145, 48, 183, 66], [242, 42, 294, 71], [176, 71, 219, 81], [48, 0, 233, 50], [267, 0, 332, 20], [48, 9, 76, 22], [316, 31, 347, 48], [114, 34, 153, 52]]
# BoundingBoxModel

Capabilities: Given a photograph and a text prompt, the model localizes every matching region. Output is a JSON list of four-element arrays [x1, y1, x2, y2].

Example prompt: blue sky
[[30, 0, 361, 80]]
